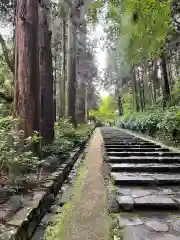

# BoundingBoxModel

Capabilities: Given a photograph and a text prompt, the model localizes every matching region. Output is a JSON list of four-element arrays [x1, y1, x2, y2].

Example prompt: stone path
[[61, 128, 109, 240], [40, 128, 110, 240], [101, 127, 180, 240]]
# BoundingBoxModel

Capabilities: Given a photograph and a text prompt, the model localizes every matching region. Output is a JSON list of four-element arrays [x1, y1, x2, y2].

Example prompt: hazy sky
[[91, 24, 109, 96]]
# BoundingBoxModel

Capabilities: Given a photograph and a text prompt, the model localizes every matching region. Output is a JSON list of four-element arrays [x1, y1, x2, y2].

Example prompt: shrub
[[42, 120, 92, 157], [0, 117, 39, 178], [117, 107, 180, 142]]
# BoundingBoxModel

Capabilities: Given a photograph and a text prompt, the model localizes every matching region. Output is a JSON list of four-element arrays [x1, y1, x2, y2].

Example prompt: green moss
[[45, 161, 87, 240]]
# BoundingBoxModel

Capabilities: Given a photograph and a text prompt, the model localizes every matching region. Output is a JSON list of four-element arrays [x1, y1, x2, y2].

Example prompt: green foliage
[[90, 96, 117, 124], [107, 0, 172, 64], [118, 106, 180, 142], [0, 117, 39, 178], [122, 91, 133, 115], [42, 120, 92, 157], [87, 0, 105, 23], [171, 80, 180, 105]]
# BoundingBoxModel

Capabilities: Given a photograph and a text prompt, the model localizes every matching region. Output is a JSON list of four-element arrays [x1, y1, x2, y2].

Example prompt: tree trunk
[[14, 0, 40, 154], [39, 4, 54, 144], [76, 79, 86, 123], [67, 15, 77, 127], [59, 19, 66, 118], [117, 96, 123, 116], [152, 60, 158, 103], [141, 66, 146, 111], [161, 53, 171, 108], [132, 69, 140, 112]]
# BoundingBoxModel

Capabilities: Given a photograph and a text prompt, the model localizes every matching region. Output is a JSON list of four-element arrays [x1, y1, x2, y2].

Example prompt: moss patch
[[45, 156, 87, 240]]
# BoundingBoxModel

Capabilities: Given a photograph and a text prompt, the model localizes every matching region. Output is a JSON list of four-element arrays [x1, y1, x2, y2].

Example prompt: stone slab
[[146, 220, 169, 232], [118, 216, 143, 228], [155, 235, 180, 240], [111, 172, 155, 185], [131, 189, 152, 198], [117, 195, 134, 211], [111, 163, 180, 170], [134, 195, 174, 206]]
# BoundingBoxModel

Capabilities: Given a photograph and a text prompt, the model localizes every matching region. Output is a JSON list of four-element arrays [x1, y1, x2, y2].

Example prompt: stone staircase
[[101, 127, 180, 239]]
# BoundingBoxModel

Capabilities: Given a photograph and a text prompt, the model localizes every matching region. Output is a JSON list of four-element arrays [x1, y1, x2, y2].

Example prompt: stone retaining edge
[[10, 128, 95, 240]]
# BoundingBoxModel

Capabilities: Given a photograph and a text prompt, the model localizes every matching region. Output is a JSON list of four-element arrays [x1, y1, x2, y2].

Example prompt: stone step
[[111, 172, 180, 186], [104, 141, 154, 145], [108, 156, 180, 164], [103, 138, 141, 142], [107, 151, 180, 157], [110, 163, 180, 173], [105, 144, 161, 149], [116, 186, 180, 211], [105, 147, 169, 152], [115, 212, 180, 239]]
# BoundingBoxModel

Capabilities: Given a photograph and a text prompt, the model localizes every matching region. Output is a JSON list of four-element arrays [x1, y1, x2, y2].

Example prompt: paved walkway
[[47, 128, 110, 240]]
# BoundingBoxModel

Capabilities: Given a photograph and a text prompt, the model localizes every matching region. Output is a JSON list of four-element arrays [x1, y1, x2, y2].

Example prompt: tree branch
[[0, 33, 13, 73]]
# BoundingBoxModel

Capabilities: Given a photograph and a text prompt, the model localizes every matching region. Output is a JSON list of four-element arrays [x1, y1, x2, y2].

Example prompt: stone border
[[10, 129, 94, 240], [116, 127, 180, 153]]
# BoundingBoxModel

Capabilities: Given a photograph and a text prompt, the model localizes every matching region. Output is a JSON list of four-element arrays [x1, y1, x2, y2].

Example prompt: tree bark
[[59, 19, 66, 118], [76, 79, 86, 123], [117, 96, 123, 116], [39, 4, 54, 144], [132, 69, 140, 112], [14, 0, 40, 153], [161, 53, 171, 108], [67, 15, 77, 127]]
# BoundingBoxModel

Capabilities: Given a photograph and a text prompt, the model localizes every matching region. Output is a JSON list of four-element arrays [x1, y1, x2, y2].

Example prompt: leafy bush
[[42, 120, 92, 157], [89, 96, 117, 124], [0, 117, 39, 178], [117, 106, 180, 141]]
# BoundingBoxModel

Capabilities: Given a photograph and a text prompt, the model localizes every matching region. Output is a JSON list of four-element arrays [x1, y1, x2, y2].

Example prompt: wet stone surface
[[146, 220, 169, 232], [117, 195, 134, 211], [102, 127, 180, 239]]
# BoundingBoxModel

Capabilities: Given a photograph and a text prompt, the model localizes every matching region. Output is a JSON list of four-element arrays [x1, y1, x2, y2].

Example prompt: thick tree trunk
[[67, 16, 77, 127], [14, 0, 40, 153], [161, 53, 171, 108], [39, 4, 54, 144]]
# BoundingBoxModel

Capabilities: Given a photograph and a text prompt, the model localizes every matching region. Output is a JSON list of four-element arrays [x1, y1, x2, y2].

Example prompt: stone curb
[[10, 129, 94, 240]]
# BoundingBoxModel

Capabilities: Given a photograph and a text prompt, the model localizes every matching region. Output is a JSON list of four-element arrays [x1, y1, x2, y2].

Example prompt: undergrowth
[[42, 119, 92, 157], [0, 116, 92, 182], [0, 116, 39, 179], [117, 106, 180, 144]]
